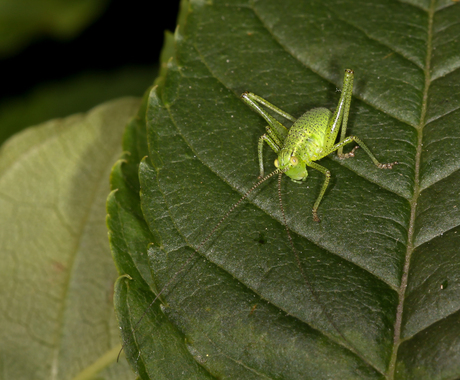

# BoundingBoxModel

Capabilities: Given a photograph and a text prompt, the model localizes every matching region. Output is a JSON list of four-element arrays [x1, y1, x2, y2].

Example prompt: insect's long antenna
[[196, 167, 282, 252], [118, 167, 282, 361], [277, 172, 360, 357]]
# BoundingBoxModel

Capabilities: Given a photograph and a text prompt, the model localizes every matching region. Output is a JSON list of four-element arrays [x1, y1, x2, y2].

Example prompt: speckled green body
[[241, 69, 397, 221], [285, 108, 332, 161], [278, 107, 332, 181]]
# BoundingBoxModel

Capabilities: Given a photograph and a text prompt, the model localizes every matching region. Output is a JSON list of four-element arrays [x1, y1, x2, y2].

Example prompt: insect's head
[[275, 149, 308, 181]]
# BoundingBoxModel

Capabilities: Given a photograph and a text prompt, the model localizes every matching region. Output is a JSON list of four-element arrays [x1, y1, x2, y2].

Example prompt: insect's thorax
[[276, 108, 332, 181], [284, 107, 332, 162]]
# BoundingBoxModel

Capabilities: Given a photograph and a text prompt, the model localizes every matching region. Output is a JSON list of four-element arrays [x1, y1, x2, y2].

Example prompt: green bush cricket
[[121, 69, 398, 365], [241, 68, 397, 222]]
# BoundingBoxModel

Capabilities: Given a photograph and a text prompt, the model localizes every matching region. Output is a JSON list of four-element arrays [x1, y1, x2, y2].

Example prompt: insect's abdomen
[[285, 107, 332, 161]]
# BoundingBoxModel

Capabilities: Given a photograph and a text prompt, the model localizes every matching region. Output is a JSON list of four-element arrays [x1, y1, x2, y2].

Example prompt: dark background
[[0, 0, 180, 101]]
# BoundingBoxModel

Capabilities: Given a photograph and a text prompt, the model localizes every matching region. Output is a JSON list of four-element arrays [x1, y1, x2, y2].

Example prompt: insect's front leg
[[306, 161, 331, 223]]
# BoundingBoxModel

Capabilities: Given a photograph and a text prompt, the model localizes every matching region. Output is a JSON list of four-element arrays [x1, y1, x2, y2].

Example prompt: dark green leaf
[[112, 0, 460, 379]]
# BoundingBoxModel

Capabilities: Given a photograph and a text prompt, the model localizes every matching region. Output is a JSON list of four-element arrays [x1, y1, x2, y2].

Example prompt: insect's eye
[[290, 156, 299, 165], [274, 159, 279, 168]]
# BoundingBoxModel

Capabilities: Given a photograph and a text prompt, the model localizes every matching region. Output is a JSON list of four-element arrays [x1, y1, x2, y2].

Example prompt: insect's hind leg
[[242, 92, 296, 123], [258, 133, 280, 178], [241, 92, 290, 142], [339, 145, 360, 159], [328, 136, 398, 169]]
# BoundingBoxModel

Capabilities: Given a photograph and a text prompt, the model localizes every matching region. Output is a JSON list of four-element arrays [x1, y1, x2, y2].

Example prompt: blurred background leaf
[[0, 66, 155, 146], [0, 97, 140, 379], [0, 0, 108, 58], [0, 0, 179, 146], [0, 0, 180, 378]]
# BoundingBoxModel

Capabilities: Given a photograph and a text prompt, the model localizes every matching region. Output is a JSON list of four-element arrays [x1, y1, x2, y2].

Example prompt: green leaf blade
[[0, 98, 139, 379], [112, 0, 460, 378]]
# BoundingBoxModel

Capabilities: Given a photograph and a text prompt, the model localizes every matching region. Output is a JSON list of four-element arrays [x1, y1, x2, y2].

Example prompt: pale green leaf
[[0, 98, 140, 380]]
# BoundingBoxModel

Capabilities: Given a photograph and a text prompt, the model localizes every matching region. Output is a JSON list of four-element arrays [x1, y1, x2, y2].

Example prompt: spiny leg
[[326, 69, 354, 157], [307, 161, 331, 222], [309, 134, 397, 222], [258, 133, 281, 178], [241, 92, 290, 142], [328, 70, 395, 166], [337, 69, 354, 158], [339, 145, 359, 159], [242, 92, 296, 123], [241, 92, 291, 178], [327, 135, 398, 169]]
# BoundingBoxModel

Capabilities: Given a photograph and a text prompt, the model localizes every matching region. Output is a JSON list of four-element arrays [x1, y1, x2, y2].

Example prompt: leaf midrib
[[388, 0, 435, 377]]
